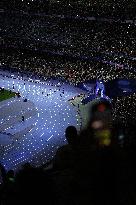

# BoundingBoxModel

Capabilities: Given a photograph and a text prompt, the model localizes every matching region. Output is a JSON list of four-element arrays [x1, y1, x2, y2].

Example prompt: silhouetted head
[[7, 170, 14, 178], [65, 126, 78, 145]]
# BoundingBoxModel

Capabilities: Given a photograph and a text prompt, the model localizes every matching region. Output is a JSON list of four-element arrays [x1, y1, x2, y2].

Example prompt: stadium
[[0, 1, 136, 204]]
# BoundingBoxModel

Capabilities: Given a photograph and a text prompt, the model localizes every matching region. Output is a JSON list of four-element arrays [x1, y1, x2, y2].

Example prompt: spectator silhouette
[[52, 126, 79, 205], [53, 126, 78, 171], [14, 163, 56, 205]]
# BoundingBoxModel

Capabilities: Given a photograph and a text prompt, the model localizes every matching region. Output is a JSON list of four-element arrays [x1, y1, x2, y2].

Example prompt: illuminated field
[[0, 74, 88, 170]]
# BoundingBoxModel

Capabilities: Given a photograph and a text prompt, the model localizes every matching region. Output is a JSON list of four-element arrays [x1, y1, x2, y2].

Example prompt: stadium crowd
[[1, 0, 136, 20], [1, 52, 136, 84], [0, 0, 136, 84], [1, 12, 136, 69]]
